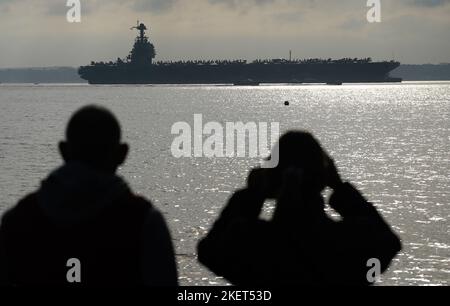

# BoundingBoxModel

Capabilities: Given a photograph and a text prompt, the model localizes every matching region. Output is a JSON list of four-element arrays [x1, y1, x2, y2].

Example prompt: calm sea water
[[0, 82, 449, 286]]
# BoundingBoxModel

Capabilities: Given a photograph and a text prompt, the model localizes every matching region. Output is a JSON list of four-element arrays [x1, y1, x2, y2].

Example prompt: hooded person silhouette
[[197, 131, 401, 286], [0, 105, 178, 287]]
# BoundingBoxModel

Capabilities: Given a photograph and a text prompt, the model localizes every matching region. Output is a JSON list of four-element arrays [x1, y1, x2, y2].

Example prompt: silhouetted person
[[0, 105, 178, 286], [198, 131, 401, 286]]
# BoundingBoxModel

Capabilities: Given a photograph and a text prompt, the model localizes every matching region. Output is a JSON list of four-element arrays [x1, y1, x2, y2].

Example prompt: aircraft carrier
[[78, 22, 402, 85]]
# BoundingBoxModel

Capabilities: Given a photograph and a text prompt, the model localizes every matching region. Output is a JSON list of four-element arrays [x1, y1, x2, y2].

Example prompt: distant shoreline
[[1, 64, 450, 83]]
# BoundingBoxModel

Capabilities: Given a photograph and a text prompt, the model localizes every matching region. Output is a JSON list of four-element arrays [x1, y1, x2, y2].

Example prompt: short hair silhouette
[[60, 105, 127, 172]]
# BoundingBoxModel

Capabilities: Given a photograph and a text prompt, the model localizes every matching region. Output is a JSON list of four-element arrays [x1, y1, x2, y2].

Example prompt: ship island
[[78, 22, 402, 85]]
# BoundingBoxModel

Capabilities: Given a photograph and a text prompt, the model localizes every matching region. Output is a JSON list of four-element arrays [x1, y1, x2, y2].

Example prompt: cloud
[[208, 0, 275, 8], [125, 0, 277, 13], [0, 0, 449, 67], [410, 0, 450, 7], [132, 0, 178, 12]]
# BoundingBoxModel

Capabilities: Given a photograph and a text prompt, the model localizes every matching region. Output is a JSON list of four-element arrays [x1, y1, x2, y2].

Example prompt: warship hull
[[79, 62, 401, 85]]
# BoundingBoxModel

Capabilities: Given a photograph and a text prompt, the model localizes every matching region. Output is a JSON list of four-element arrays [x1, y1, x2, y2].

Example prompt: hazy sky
[[0, 0, 449, 67]]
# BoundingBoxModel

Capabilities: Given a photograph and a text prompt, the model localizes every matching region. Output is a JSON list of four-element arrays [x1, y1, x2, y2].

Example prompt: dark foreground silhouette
[[198, 131, 402, 286], [0, 105, 178, 286]]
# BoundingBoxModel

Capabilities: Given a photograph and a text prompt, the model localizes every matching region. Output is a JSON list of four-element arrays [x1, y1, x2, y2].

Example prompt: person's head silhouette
[[264, 131, 329, 192], [259, 131, 332, 223], [250, 131, 331, 202], [59, 105, 128, 174], [275, 131, 328, 192]]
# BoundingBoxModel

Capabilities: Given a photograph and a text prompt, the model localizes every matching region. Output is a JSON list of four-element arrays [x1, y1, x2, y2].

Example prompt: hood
[[37, 162, 131, 227]]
